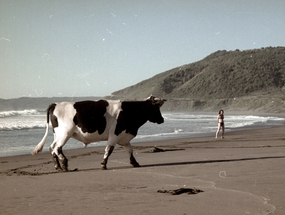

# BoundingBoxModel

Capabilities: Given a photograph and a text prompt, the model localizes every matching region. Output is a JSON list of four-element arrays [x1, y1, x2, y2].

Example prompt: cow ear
[[157, 100, 165, 107], [145, 96, 166, 107], [153, 98, 166, 107]]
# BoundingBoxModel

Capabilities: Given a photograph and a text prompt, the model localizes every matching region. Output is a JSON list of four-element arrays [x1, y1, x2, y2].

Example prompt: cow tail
[[31, 104, 55, 155]]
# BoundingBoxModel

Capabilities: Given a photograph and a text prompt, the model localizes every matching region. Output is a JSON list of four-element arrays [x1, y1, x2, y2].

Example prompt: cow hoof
[[132, 163, 141, 168], [55, 166, 63, 171], [61, 166, 69, 172], [101, 165, 107, 170], [58, 168, 69, 172]]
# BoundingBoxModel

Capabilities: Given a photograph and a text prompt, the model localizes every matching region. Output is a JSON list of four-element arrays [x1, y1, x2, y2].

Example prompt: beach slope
[[1, 126, 285, 215]]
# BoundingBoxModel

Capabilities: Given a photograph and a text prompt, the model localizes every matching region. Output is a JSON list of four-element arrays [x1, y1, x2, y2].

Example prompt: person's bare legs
[[221, 125, 224, 138], [216, 124, 221, 139]]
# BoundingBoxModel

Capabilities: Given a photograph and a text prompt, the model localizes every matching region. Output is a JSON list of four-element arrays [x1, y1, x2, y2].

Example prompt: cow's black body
[[73, 100, 109, 134]]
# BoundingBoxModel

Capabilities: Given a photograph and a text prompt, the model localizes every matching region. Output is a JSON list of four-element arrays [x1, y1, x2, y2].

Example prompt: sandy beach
[[1, 125, 285, 215]]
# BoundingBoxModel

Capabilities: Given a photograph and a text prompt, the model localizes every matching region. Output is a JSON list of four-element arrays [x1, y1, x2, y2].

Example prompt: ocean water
[[0, 110, 284, 157]]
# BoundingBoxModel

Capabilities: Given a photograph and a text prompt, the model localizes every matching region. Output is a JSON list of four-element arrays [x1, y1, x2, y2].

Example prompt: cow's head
[[145, 96, 166, 124]]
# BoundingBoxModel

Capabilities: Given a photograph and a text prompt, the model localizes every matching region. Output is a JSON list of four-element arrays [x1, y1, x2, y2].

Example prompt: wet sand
[[1, 126, 285, 215]]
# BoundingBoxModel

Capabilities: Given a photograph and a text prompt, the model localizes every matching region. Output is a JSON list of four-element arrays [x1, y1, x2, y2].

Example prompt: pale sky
[[1, 0, 284, 99]]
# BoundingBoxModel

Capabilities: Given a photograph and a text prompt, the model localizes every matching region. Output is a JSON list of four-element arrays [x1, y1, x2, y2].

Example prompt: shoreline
[[1, 125, 285, 214], [1, 119, 284, 158]]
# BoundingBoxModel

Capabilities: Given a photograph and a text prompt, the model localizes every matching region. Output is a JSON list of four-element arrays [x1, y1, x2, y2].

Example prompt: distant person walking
[[216, 110, 224, 139]]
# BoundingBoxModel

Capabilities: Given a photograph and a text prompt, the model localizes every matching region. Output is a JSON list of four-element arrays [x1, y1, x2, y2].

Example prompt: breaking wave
[[0, 111, 284, 157], [0, 123, 46, 131], [0, 109, 46, 131], [0, 109, 41, 118]]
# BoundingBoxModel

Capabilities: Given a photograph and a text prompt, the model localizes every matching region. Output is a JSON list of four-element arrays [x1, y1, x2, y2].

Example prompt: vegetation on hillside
[[2, 47, 284, 113], [110, 47, 285, 112]]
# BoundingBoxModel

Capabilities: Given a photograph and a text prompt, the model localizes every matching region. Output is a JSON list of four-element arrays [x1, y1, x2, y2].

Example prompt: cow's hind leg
[[101, 145, 114, 170], [50, 147, 68, 171], [49, 138, 64, 171], [57, 147, 68, 171], [125, 143, 140, 168], [50, 147, 62, 171], [50, 135, 70, 172]]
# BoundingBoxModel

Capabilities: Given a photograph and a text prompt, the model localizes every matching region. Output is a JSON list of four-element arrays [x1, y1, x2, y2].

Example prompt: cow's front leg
[[130, 153, 140, 167], [101, 145, 114, 170], [125, 143, 140, 167]]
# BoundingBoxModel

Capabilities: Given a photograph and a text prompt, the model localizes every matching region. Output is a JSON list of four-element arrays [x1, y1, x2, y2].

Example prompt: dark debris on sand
[[157, 188, 204, 195], [145, 146, 185, 153]]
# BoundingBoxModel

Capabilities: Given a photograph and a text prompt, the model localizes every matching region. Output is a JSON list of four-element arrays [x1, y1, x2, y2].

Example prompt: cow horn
[[145, 95, 154, 101]]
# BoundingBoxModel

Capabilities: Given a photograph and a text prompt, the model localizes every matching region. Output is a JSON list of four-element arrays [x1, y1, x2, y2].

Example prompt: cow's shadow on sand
[[140, 155, 285, 168], [4, 155, 285, 176], [74, 155, 285, 173]]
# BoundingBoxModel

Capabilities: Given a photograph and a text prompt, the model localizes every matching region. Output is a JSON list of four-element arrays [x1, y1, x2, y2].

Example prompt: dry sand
[[1, 126, 285, 215]]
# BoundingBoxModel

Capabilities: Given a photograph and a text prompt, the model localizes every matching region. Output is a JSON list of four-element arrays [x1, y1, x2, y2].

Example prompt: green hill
[[109, 47, 285, 113]]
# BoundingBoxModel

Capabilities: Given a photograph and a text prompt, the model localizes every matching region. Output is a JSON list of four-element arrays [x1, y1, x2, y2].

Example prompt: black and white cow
[[32, 96, 165, 171]]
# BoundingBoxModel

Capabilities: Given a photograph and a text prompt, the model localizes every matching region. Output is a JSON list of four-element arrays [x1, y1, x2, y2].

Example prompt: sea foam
[[0, 112, 284, 157], [0, 109, 40, 118]]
